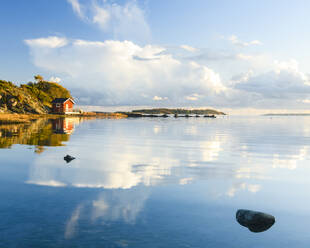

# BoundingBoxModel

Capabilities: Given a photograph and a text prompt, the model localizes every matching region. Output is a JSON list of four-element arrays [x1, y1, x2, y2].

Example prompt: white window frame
[[56, 103, 61, 107]]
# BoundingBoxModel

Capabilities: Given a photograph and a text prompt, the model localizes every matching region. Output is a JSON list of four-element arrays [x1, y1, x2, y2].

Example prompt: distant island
[[131, 108, 226, 115]]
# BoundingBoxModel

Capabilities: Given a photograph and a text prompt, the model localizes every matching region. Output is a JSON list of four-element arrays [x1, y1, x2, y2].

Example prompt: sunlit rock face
[[236, 209, 275, 232]]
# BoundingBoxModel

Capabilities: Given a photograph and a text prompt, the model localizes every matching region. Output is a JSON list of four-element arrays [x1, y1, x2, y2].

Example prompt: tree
[[34, 75, 44, 82]]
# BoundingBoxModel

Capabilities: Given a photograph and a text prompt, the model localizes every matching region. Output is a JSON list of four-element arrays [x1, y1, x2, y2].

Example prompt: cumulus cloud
[[230, 70, 254, 84], [25, 37, 228, 106], [67, 0, 150, 42], [234, 59, 310, 99], [229, 35, 263, 47], [25, 36, 68, 48]]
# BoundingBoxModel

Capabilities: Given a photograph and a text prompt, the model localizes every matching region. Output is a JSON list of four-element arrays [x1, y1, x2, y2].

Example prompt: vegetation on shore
[[0, 75, 71, 114], [131, 108, 226, 115]]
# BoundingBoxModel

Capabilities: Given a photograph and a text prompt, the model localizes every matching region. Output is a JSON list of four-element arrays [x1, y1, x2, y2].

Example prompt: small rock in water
[[236, 209, 275, 233], [64, 155, 75, 163]]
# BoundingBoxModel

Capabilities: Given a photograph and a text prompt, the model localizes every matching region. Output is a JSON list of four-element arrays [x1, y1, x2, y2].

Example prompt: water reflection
[[63, 188, 150, 240], [0, 117, 79, 151], [2, 117, 310, 246], [52, 118, 76, 134], [19, 117, 310, 191], [65, 204, 84, 239]]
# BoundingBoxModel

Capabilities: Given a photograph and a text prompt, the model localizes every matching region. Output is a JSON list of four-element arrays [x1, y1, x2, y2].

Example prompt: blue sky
[[1, 0, 310, 112]]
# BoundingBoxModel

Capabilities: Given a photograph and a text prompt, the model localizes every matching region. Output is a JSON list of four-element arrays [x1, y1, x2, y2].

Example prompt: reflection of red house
[[51, 98, 75, 114], [52, 118, 75, 134]]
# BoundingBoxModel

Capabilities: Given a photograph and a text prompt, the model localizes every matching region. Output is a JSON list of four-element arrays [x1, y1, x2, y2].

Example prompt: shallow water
[[1, 116, 310, 247]]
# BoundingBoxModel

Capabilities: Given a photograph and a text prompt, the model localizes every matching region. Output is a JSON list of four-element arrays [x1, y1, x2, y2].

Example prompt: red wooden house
[[51, 98, 75, 114]]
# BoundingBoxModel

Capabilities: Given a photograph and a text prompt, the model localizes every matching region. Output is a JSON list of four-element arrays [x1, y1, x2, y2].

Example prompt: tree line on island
[[132, 108, 225, 115], [116, 108, 226, 117]]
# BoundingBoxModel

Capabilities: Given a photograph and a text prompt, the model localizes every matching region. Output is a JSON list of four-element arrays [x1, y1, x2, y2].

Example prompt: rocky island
[[119, 108, 226, 117]]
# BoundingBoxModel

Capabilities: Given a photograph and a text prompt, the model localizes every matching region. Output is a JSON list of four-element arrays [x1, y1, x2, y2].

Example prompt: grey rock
[[236, 209, 275, 233], [64, 154, 75, 163]]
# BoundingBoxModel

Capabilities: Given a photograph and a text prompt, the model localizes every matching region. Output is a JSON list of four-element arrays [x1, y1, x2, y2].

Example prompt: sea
[[1, 115, 310, 247]]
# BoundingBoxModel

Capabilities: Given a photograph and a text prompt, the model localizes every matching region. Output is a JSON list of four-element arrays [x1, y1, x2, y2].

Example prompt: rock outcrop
[[0, 79, 72, 114], [236, 209, 275, 232]]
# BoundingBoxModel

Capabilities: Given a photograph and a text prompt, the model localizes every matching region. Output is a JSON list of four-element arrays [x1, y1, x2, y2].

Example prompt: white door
[[66, 104, 69, 112]]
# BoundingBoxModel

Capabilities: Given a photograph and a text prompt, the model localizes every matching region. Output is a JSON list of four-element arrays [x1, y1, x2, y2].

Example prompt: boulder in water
[[236, 209, 275, 232], [64, 154, 75, 163]]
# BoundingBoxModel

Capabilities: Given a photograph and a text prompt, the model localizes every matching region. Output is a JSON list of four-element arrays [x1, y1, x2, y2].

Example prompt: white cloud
[[67, 0, 84, 19], [25, 180, 66, 187], [92, 4, 110, 29], [230, 70, 254, 84], [180, 45, 197, 52], [236, 53, 254, 60], [25, 37, 228, 106], [234, 59, 310, 99], [250, 40, 263, 45], [229, 35, 263, 47], [25, 36, 68, 48], [153, 96, 168, 101], [185, 93, 201, 101], [67, 0, 150, 43], [49, 76, 61, 83]]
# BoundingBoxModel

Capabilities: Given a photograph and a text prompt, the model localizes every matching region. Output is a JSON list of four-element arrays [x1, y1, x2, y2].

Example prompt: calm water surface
[[1, 116, 310, 247]]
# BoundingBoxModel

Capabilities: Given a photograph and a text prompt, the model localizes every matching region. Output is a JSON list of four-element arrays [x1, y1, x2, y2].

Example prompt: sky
[[1, 0, 310, 114]]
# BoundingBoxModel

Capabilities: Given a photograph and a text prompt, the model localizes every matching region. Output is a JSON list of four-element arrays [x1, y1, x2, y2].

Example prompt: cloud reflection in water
[[20, 117, 310, 238]]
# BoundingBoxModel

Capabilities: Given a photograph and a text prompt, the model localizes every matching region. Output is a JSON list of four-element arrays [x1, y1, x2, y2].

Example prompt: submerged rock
[[64, 154, 75, 163], [236, 209, 275, 233]]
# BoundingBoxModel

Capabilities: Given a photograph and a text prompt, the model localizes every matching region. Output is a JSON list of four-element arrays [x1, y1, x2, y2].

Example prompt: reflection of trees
[[0, 118, 71, 150]]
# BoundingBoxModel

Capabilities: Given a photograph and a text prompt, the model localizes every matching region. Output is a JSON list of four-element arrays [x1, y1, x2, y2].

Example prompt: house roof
[[52, 98, 75, 104]]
